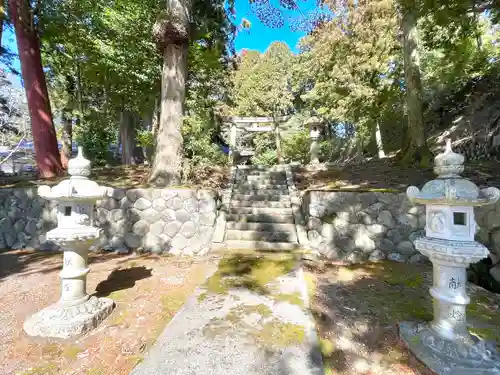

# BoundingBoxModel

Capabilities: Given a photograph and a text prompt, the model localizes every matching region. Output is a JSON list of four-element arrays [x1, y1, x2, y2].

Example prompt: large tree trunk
[[9, 0, 62, 178], [148, 0, 191, 187], [60, 109, 72, 168], [398, 3, 431, 167], [375, 122, 385, 158], [151, 96, 160, 137], [120, 109, 136, 165]]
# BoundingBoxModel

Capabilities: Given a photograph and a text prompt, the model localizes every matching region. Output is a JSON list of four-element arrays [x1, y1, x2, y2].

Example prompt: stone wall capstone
[[0, 187, 219, 256], [303, 190, 500, 265]]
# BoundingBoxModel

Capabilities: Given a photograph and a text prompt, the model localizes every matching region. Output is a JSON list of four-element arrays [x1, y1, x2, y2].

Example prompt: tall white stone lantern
[[305, 116, 324, 165], [401, 139, 500, 374], [24, 147, 114, 339]]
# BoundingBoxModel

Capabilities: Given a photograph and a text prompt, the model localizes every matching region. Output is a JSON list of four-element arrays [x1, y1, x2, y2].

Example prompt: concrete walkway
[[130, 256, 323, 375]]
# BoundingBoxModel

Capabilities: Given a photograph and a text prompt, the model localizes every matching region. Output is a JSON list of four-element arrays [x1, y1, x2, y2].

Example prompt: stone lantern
[[305, 116, 324, 165], [23, 147, 114, 339], [401, 139, 500, 374]]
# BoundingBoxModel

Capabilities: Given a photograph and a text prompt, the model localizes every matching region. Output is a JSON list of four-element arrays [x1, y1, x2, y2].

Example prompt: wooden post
[[229, 122, 237, 165], [275, 118, 282, 164]]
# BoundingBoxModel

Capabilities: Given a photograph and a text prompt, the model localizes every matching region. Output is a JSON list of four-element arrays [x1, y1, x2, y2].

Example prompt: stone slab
[[130, 265, 322, 375], [23, 296, 115, 339], [399, 321, 500, 375]]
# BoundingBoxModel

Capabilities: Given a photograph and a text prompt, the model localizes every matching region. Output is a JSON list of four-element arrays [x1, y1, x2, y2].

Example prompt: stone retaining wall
[[0, 187, 219, 256], [0, 188, 57, 249], [303, 191, 500, 265]]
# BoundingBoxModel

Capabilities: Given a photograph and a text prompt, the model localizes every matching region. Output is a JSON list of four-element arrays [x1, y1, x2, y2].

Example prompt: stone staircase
[[222, 166, 300, 251]]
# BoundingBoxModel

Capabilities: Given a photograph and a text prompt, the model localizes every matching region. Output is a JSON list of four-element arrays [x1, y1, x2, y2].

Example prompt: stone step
[[220, 240, 300, 251], [230, 200, 291, 208], [238, 172, 286, 177], [226, 213, 295, 224], [228, 206, 292, 216], [225, 222, 297, 232], [231, 193, 290, 202], [234, 183, 289, 190], [225, 229, 298, 242], [243, 176, 287, 184], [232, 187, 289, 194]]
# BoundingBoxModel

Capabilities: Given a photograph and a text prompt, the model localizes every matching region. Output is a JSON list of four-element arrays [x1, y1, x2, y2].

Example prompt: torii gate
[[221, 116, 290, 165]]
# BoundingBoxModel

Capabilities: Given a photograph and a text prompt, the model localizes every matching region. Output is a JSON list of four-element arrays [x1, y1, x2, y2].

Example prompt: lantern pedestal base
[[23, 296, 114, 339], [399, 321, 500, 375]]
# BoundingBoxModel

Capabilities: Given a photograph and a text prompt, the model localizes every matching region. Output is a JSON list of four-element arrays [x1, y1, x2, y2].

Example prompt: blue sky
[[2, 1, 317, 86], [233, 0, 313, 53]]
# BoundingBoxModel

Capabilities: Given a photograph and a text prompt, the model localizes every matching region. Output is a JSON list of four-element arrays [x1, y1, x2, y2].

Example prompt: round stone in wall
[[132, 220, 149, 236], [377, 210, 395, 229], [134, 197, 152, 211], [165, 221, 181, 238], [180, 221, 196, 239], [387, 252, 405, 262], [345, 250, 365, 264], [395, 240, 415, 257], [369, 249, 386, 262], [125, 233, 141, 249], [150, 221, 166, 236], [175, 209, 191, 223]]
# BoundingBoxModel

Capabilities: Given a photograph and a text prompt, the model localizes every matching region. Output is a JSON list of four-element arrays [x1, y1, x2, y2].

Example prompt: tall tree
[[397, 0, 431, 166], [9, 0, 62, 178], [148, 0, 191, 186]]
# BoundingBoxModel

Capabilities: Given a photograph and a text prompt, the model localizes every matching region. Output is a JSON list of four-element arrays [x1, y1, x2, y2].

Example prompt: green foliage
[[136, 129, 154, 149], [282, 129, 310, 164], [230, 42, 295, 117], [74, 111, 115, 166], [252, 149, 278, 166], [250, 132, 277, 166], [182, 115, 228, 167]]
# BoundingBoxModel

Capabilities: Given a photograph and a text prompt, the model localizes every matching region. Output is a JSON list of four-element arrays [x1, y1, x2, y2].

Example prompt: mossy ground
[[308, 260, 500, 375], [203, 251, 298, 296], [200, 251, 306, 349], [203, 303, 305, 348]]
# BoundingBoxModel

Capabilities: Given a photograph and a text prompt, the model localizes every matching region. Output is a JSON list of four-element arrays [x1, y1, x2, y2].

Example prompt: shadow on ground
[[0, 249, 135, 282], [94, 266, 152, 297]]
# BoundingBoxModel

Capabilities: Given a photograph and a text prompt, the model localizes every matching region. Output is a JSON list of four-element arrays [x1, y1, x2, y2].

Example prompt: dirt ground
[[0, 249, 217, 375], [0, 165, 230, 190], [305, 260, 500, 375], [294, 157, 500, 191]]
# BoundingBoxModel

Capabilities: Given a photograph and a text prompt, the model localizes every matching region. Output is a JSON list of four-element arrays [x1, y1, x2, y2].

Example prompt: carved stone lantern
[[305, 116, 324, 165], [401, 139, 500, 374], [23, 147, 114, 339]]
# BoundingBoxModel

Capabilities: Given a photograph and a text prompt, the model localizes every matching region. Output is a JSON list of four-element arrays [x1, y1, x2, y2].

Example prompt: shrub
[[182, 114, 228, 167], [74, 112, 115, 166], [283, 129, 310, 164]]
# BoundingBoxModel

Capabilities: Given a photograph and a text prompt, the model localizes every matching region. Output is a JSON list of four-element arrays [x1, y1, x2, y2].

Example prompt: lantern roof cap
[[406, 139, 500, 206], [304, 116, 323, 127], [37, 146, 107, 202]]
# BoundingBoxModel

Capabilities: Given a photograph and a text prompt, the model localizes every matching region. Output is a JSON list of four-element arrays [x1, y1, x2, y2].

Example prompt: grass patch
[[108, 290, 127, 300], [20, 363, 58, 375], [110, 310, 129, 326], [204, 252, 297, 296], [197, 292, 208, 303], [345, 261, 424, 288], [319, 337, 335, 356], [303, 271, 316, 300], [259, 322, 305, 347], [273, 292, 304, 307], [62, 345, 83, 360]]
